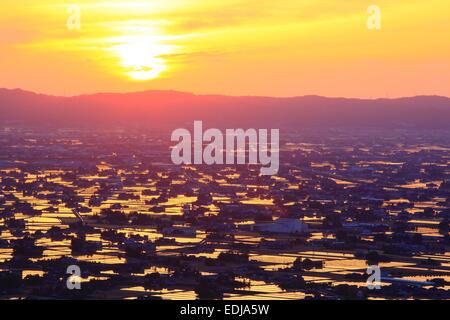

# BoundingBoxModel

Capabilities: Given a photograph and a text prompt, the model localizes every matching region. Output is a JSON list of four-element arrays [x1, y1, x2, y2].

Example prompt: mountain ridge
[[2, 87, 449, 101], [1, 88, 449, 129]]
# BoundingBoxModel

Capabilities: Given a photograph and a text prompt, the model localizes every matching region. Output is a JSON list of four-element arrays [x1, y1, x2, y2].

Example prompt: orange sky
[[1, 0, 449, 97]]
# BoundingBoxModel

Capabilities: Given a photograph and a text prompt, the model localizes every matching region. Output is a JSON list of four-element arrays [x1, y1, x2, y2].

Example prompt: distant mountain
[[1, 88, 449, 129]]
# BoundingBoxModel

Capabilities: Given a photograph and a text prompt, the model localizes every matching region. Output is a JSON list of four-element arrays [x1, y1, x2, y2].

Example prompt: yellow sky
[[0, 0, 449, 97]]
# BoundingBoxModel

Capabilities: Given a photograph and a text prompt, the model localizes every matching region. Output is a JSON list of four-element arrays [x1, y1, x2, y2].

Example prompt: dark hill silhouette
[[1, 88, 449, 129]]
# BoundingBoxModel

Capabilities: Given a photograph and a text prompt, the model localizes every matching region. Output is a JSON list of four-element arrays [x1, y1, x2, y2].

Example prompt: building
[[250, 218, 309, 234]]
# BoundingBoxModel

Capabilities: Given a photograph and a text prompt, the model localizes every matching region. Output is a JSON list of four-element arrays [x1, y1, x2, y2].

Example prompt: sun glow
[[2, 0, 450, 96], [111, 35, 173, 81]]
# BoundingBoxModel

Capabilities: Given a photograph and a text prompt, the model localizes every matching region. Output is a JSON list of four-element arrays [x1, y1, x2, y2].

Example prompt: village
[[0, 125, 449, 300]]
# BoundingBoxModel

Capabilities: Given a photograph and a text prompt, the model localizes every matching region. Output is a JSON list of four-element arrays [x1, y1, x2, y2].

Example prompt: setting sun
[[111, 35, 173, 81]]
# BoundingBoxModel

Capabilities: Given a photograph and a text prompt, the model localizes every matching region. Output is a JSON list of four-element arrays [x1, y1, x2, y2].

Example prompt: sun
[[111, 35, 172, 81]]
